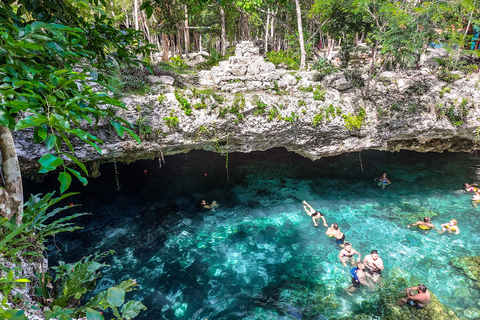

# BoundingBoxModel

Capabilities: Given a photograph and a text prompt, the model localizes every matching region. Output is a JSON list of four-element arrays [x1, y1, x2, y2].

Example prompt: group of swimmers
[[301, 172, 471, 310]]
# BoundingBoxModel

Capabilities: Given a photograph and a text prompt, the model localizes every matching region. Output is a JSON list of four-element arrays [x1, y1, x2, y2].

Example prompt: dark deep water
[[24, 149, 480, 319]]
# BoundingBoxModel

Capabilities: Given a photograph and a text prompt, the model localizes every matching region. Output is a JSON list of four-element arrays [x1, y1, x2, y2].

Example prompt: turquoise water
[[31, 149, 480, 319]]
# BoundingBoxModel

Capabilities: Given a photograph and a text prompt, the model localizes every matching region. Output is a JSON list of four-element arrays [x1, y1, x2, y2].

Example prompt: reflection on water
[[26, 149, 480, 319]]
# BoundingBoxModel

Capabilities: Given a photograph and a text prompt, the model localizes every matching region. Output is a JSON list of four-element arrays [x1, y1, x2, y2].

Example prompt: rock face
[[12, 42, 480, 173], [451, 256, 480, 283]]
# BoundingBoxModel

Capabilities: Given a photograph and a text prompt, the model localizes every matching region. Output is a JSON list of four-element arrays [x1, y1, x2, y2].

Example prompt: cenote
[[25, 149, 480, 319]]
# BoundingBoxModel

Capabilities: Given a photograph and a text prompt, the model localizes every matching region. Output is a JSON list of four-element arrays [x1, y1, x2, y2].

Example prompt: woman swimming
[[199, 199, 218, 209], [375, 172, 391, 189], [303, 200, 327, 227], [438, 219, 460, 235], [464, 183, 479, 192]]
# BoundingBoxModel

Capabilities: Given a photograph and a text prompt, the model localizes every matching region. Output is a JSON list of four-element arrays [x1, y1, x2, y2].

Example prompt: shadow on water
[[23, 148, 480, 319]]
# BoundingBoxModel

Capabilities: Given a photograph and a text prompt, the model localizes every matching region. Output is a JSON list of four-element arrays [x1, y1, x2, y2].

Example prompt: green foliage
[[265, 50, 299, 70], [0, 271, 30, 320], [343, 107, 366, 130], [313, 89, 326, 101], [196, 47, 233, 70], [298, 100, 307, 107], [135, 117, 152, 135], [268, 107, 280, 121], [435, 100, 469, 126], [169, 56, 188, 70], [282, 111, 298, 123], [312, 58, 336, 81], [271, 80, 286, 95], [174, 90, 192, 116], [312, 104, 341, 126], [437, 68, 461, 83], [157, 94, 167, 104], [193, 101, 207, 110], [299, 86, 314, 93], [163, 111, 179, 129], [439, 86, 451, 98], [391, 103, 402, 112], [229, 95, 246, 124], [344, 69, 364, 88], [254, 100, 268, 115]]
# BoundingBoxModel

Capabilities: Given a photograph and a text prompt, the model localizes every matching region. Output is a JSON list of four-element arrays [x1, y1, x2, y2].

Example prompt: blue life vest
[[350, 267, 359, 282]]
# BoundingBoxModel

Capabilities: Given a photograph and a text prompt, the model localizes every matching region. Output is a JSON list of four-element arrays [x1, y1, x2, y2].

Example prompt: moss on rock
[[451, 256, 480, 282]]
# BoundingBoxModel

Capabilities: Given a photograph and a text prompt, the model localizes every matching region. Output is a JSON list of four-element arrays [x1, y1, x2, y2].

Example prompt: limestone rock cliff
[[14, 41, 480, 173]]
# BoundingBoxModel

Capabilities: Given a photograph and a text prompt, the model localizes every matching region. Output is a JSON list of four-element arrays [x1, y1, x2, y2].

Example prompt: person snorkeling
[[326, 223, 345, 247], [347, 262, 372, 292], [407, 217, 437, 231], [438, 219, 459, 235], [199, 199, 218, 209], [375, 172, 391, 189], [303, 200, 327, 227]]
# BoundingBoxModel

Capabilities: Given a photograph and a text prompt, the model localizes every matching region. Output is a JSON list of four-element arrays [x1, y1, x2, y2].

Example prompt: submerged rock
[[451, 256, 480, 282]]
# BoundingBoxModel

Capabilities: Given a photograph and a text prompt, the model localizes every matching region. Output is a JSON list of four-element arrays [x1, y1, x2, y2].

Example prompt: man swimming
[[363, 250, 384, 283], [407, 217, 437, 231], [303, 200, 327, 227], [393, 284, 431, 309], [438, 219, 459, 235], [326, 223, 345, 247], [338, 242, 361, 267]]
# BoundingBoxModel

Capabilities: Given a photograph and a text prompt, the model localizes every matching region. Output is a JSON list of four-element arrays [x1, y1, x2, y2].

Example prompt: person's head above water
[[199, 200, 206, 206], [357, 262, 365, 270], [371, 250, 379, 260], [449, 219, 457, 226], [313, 211, 323, 217], [332, 223, 339, 230], [423, 217, 431, 223], [417, 284, 427, 293], [344, 242, 352, 250]]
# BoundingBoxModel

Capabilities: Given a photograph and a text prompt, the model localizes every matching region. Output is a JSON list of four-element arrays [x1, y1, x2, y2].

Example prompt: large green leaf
[[15, 114, 48, 130], [121, 300, 147, 320], [85, 308, 104, 320], [67, 168, 88, 186], [107, 287, 125, 308], [58, 172, 72, 194], [45, 134, 57, 150], [38, 154, 63, 173]]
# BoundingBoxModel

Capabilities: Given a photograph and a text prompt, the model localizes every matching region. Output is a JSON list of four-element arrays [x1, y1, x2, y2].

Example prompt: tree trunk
[[184, 5, 190, 58], [162, 33, 170, 61], [177, 29, 182, 57], [134, 0, 139, 31], [220, 5, 226, 55], [0, 125, 23, 225], [265, 8, 270, 53], [294, 0, 306, 69]]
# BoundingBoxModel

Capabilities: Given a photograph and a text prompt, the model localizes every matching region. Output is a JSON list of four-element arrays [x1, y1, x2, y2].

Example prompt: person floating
[[393, 284, 431, 309], [464, 183, 479, 192], [338, 242, 361, 267], [303, 200, 327, 227], [326, 223, 345, 246], [472, 190, 480, 201], [375, 172, 391, 189], [347, 262, 372, 292], [199, 199, 218, 209], [363, 250, 384, 283], [407, 217, 437, 231], [438, 219, 459, 234]]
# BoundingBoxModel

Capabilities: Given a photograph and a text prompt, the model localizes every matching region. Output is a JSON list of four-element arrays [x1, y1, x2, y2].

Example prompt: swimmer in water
[[347, 262, 372, 292], [472, 190, 480, 201], [338, 242, 361, 267], [407, 217, 437, 231], [199, 199, 218, 209], [438, 219, 459, 235], [375, 172, 391, 189], [393, 284, 431, 309], [303, 200, 327, 227], [326, 223, 345, 247], [363, 250, 384, 283], [464, 183, 479, 192]]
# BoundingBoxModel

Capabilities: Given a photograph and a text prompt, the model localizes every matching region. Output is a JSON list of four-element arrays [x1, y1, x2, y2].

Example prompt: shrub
[[312, 58, 336, 81], [174, 90, 192, 116], [164, 111, 179, 128], [169, 56, 188, 70], [254, 100, 268, 115], [313, 89, 326, 101], [265, 49, 299, 70], [343, 107, 366, 130]]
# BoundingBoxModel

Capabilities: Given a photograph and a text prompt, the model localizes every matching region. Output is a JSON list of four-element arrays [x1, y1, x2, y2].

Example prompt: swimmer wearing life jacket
[[438, 219, 459, 235], [347, 262, 371, 292], [407, 217, 437, 231], [375, 172, 391, 189], [326, 223, 345, 247], [199, 199, 218, 209], [472, 190, 480, 201], [338, 242, 361, 267], [464, 183, 479, 192], [302, 200, 327, 227]]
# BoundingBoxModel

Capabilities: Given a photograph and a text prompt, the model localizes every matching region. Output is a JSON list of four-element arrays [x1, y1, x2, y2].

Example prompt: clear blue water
[[27, 149, 480, 319]]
